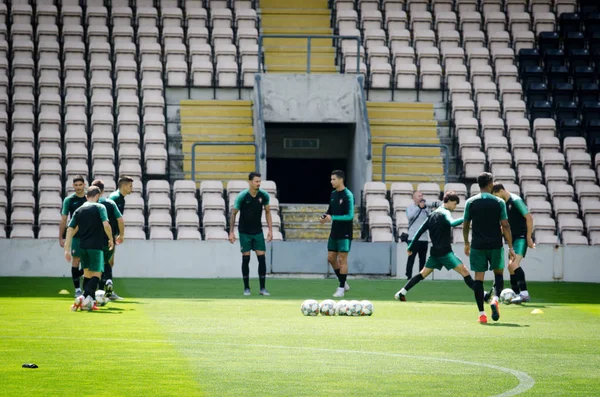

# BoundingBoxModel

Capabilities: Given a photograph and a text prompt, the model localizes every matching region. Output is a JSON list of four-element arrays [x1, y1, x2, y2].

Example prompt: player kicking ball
[[492, 183, 534, 304], [395, 191, 476, 301], [229, 172, 273, 296], [463, 173, 515, 324], [64, 186, 114, 311]]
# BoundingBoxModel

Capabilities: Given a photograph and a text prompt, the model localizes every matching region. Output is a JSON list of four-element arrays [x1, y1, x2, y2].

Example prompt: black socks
[[514, 267, 527, 292], [404, 274, 424, 291], [474, 280, 484, 312], [257, 255, 266, 289], [83, 276, 99, 299], [494, 274, 504, 298], [242, 256, 250, 289], [463, 275, 475, 290], [334, 268, 341, 281], [510, 273, 518, 293], [339, 273, 347, 288], [71, 267, 82, 289]]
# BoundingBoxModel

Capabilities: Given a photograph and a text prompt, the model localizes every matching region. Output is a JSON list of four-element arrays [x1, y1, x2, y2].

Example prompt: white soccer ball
[[95, 290, 109, 307], [347, 300, 363, 316], [319, 299, 337, 316], [499, 288, 517, 304], [360, 300, 373, 316], [301, 299, 320, 316], [336, 300, 349, 316]]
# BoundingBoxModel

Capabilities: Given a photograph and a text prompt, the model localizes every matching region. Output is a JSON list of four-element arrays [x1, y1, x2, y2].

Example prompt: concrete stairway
[[259, 0, 338, 74], [368, 102, 445, 190], [281, 204, 361, 240], [179, 100, 256, 184]]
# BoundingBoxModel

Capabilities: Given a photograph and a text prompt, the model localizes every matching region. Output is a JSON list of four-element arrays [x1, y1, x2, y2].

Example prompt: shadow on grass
[[482, 323, 530, 328], [1, 278, 599, 304]]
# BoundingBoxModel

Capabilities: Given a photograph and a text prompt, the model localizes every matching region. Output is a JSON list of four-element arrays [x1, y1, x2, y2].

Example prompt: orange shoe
[[478, 314, 488, 324], [91, 302, 100, 311], [490, 298, 500, 322]]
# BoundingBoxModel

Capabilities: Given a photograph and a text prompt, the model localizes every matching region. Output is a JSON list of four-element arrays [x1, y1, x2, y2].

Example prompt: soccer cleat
[[108, 292, 124, 301], [243, 288, 251, 296], [394, 291, 406, 301], [511, 296, 523, 305], [259, 288, 271, 296], [490, 298, 500, 322], [91, 302, 100, 311], [71, 296, 84, 311], [333, 287, 345, 298], [81, 296, 94, 311], [520, 293, 531, 303], [104, 280, 113, 297], [478, 314, 488, 324], [484, 288, 494, 303], [344, 282, 350, 291], [74, 288, 82, 298]]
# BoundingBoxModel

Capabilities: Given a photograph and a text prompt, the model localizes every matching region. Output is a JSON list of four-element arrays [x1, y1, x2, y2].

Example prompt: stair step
[[180, 117, 252, 125], [262, 45, 336, 54], [260, 9, 331, 16], [264, 53, 336, 66], [283, 213, 360, 222], [181, 142, 257, 153], [259, 0, 329, 9], [372, 164, 444, 174], [263, 64, 338, 73], [369, 120, 438, 128], [261, 27, 334, 35], [261, 37, 335, 47], [367, 102, 434, 110], [183, 161, 255, 173], [285, 229, 362, 240]]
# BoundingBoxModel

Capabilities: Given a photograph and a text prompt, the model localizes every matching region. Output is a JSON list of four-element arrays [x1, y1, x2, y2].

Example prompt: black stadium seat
[[553, 83, 575, 103], [559, 13, 582, 35], [568, 49, 590, 71], [529, 100, 553, 120], [538, 32, 560, 53], [543, 49, 565, 71], [564, 32, 585, 52], [547, 66, 569, 88], [522, 66, 545, 88], [555, 101, 579, 125], [518, 49, 540, 73], [573, 66, 596, 88], [559, 119, 583, 140], [527, 83, 549, 102], [578, 83, 600, 103]]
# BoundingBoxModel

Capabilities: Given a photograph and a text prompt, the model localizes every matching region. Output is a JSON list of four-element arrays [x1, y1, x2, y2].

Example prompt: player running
[[91, 180, 124, 294], [395, 191, 476, 301], [320, 170, 354, 298], [492, 183, 534, 304], [59, 175, 87, 298], [229, 172, 273, 296], [463, 172, 515, 324], [106, 175, 133, 300], [64, 186, 114, 311]]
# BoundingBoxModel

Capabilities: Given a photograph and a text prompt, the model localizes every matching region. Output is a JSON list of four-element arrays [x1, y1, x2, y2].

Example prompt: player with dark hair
[[463, 172, 515, 324], [395, 191, 476, 301], [64, 186, 114, 311], [59, 175, 87, 297], [229, 172, 273, 296], [320, 170, 355, 298], [91, 180, 125, 293], [106, 175, 133, 301], [492, 183, 534, 304]]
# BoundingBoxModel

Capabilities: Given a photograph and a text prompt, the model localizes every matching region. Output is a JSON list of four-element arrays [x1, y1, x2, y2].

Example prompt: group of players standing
[[60, 175, 133, 311]]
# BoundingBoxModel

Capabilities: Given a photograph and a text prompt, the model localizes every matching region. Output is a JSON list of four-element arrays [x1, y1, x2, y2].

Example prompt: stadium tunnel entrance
[[265, 123, 356, 204]]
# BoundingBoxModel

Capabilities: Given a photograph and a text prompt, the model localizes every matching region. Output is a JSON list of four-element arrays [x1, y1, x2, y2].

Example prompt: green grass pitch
[[1, 277, 599, 396]]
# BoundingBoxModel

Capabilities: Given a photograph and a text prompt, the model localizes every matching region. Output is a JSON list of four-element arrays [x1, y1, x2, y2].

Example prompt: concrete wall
[[350, 76, 372, 193], [261, 74, 357, 123], [2, 240, 600, 283]]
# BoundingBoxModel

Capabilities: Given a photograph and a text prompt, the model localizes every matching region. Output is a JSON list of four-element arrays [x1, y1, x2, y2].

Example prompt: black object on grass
[[22, 364, 38, 369]]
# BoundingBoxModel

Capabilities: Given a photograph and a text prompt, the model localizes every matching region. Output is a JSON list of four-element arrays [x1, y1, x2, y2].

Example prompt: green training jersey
[[61, 193, 87, 238], [408, 206, 463, 257], [464, 192, 508, 250], [506, 193, 529, 239], [108, 190, 126, 214], [234, 188, 270, 235], [99, 197, 122, 238], [68, 202, 109, 250], [326, 188, 355, 240]]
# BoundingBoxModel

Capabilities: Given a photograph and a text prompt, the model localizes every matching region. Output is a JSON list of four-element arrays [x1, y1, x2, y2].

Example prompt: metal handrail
[[254, 74, 267, 160], [257, 34, 361, 74], [356, 75, 372, 161], [381, 144, 449, 184], [191, 142, 259, 181]]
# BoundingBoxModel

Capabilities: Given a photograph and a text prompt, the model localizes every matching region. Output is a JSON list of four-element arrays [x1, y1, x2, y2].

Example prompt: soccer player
[[229, 172, 273, 296], [106, 175, 133, 300], [492, 183, 534, 303], [320, 170, 354, 298], [64, 186, 114, 311], [463, 172, 515, 324], [59, 175, 88, 298], [91, 180, 125, 293], [395, 191, 475, 301]]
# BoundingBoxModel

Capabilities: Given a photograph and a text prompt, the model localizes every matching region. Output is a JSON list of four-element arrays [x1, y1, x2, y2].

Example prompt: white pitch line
[[1, 335, 535, 396]]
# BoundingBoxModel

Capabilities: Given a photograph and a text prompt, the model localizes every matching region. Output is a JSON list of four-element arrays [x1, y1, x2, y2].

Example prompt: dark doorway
[[267, 158, 348, 204]]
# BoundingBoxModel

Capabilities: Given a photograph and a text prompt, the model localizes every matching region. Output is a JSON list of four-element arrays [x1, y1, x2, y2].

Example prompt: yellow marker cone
[[58, 289, 70, 295], [531, 309, 544, 314]]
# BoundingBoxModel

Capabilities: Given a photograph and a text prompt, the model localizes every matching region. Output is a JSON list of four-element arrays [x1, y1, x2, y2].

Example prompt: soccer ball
[[319, 299, 336, 316], [347, 300, 363, 316], [499, 288, 517, 304], [360, 300, 373, 316], [95, 290, 109, 307], [301, 299, 320, 316], [336, 300, 349, 316]]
